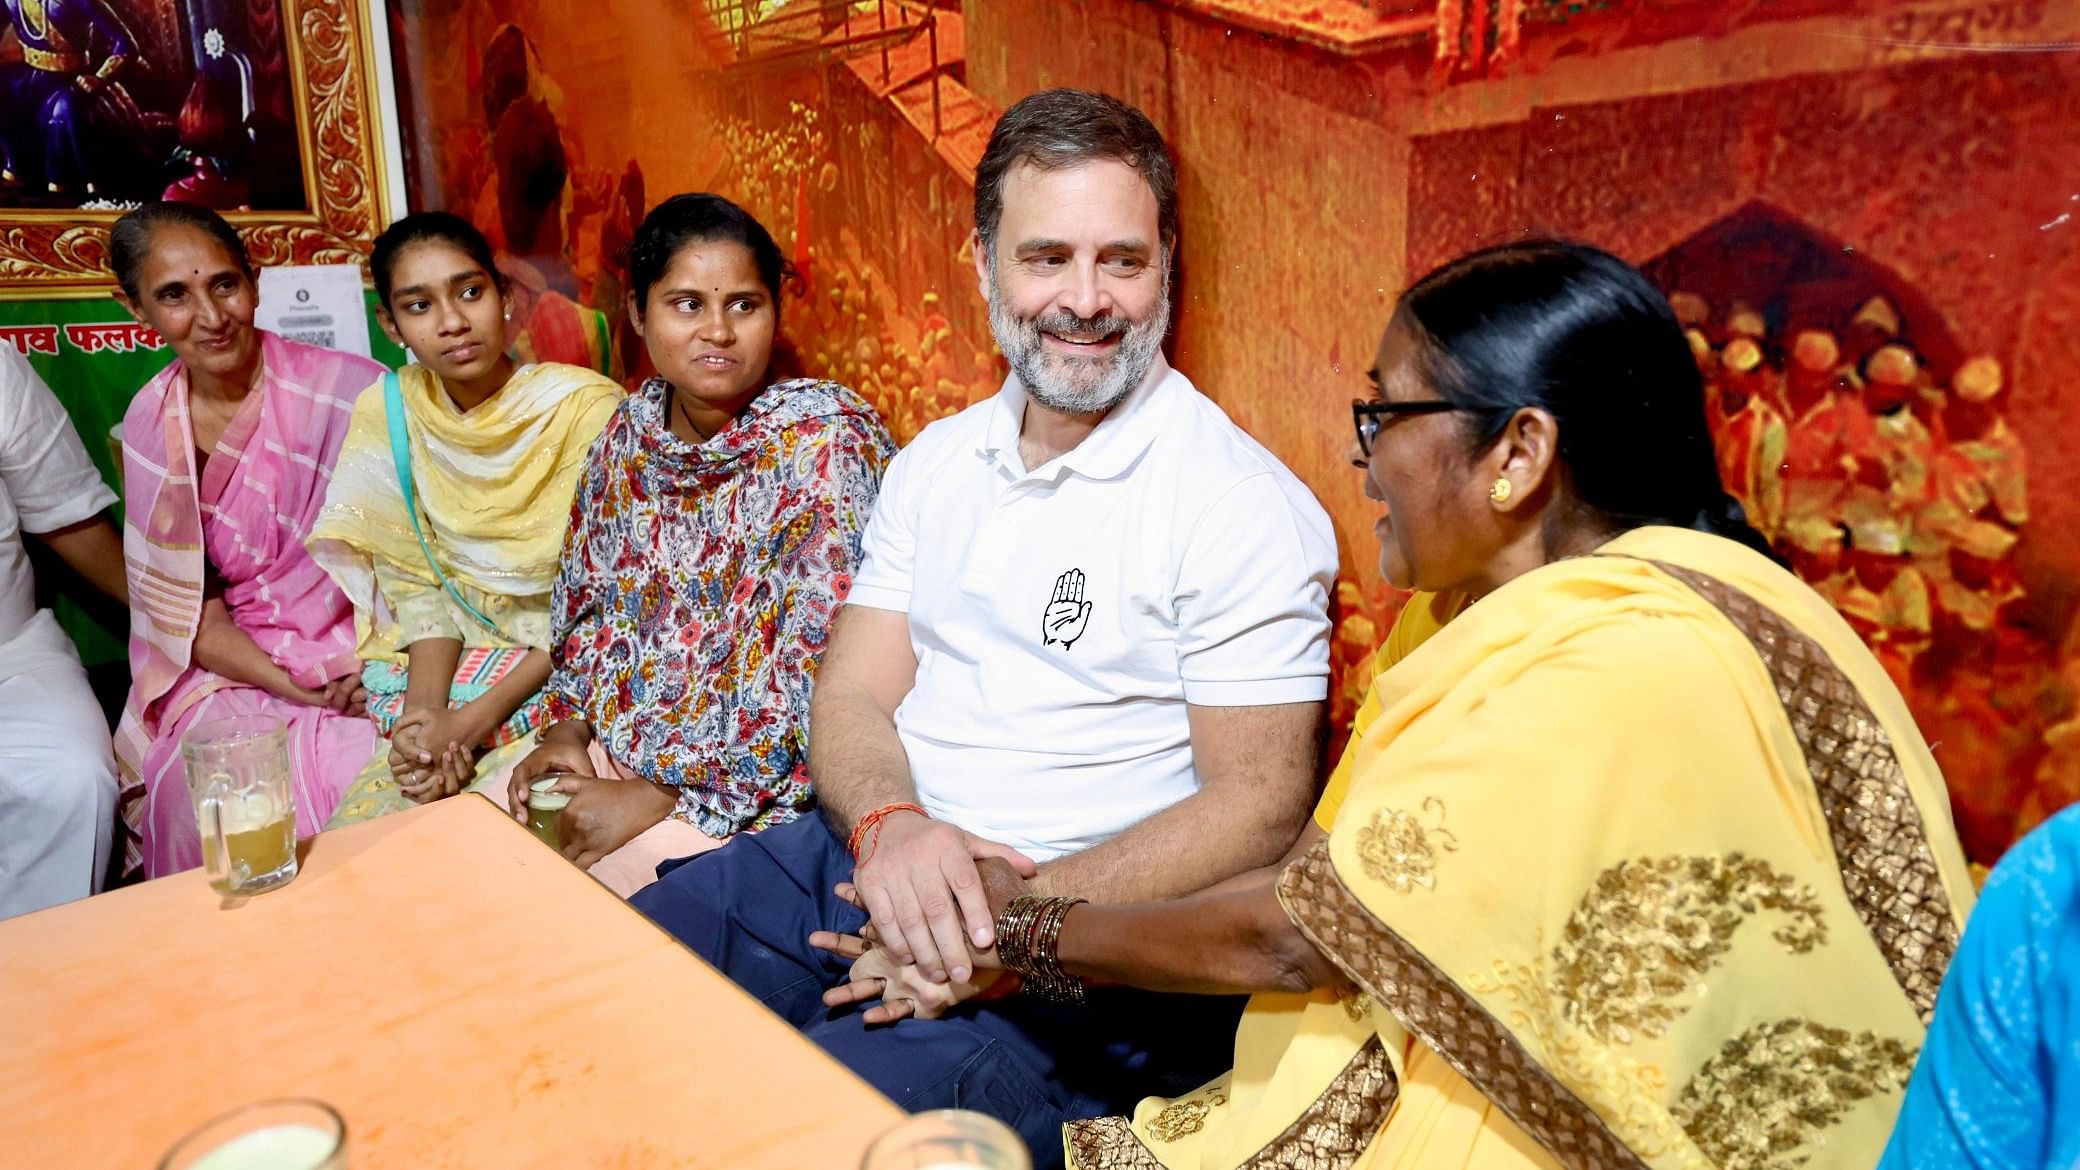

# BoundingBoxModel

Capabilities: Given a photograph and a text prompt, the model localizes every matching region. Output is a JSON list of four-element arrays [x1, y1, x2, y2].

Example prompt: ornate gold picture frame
[[0, 0, 392, 299]]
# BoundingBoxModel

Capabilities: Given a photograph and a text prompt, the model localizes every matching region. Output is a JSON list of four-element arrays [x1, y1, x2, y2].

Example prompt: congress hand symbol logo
[[1042, 568, 1093, 650]]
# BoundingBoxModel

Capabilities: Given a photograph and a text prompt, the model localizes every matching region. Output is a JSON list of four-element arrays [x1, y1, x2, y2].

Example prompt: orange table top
[[1, 794, 902, 1169]]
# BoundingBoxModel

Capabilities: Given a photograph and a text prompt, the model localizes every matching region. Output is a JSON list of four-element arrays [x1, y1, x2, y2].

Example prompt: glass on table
[[181, 714, 298, 896], [527, 774, 577, 851], [862, 1109, 1031, 1170], [158, 1098, 345, 1170]]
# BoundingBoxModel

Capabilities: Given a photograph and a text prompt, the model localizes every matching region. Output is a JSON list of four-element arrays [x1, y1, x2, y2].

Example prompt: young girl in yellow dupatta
[[816, 242, 1977, 1170], [310, 213, 621, 825]]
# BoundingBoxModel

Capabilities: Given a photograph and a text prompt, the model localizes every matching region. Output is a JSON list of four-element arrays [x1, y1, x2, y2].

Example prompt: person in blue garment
[[0, 0, 150, 196], [1879, 805, 2080, 1170]]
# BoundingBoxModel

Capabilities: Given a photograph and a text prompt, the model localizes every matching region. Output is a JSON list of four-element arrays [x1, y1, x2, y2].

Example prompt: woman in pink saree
[[109, 203, 383, 877]]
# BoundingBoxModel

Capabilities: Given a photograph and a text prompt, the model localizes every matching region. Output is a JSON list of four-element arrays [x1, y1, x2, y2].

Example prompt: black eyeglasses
[[1352, 399, 1463, 458]]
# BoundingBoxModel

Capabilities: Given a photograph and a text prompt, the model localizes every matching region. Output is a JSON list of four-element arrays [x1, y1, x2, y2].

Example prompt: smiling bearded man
[[630, 88, 1337, 1167], [987, 239, 1172, 416]]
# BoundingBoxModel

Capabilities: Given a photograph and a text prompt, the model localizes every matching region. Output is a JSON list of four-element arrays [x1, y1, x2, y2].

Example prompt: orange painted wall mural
[[384, 0, 2080, 863]]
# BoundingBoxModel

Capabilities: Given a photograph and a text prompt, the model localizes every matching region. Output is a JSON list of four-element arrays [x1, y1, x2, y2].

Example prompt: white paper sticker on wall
[[257, 265, 372, 359]]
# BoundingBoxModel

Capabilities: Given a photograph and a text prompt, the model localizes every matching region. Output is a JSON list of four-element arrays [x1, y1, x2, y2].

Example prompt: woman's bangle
[[994, 895, 1087, 1004], [848, 802, 927, 861]]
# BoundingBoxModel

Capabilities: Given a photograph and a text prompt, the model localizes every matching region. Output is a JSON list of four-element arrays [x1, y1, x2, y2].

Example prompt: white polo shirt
[[0, 344, 117, 683], [849, 355, 1336, 862]]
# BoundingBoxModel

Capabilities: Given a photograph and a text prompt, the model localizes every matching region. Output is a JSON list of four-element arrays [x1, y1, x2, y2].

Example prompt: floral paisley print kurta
[[542, 376, 895, 837]]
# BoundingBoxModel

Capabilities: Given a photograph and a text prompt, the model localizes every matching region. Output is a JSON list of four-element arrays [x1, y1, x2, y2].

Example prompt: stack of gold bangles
[[993, 894, 1087, 1004]]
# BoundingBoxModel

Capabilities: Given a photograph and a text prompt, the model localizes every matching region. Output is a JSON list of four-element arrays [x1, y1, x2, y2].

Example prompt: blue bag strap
[[382, 371, 507, 640]]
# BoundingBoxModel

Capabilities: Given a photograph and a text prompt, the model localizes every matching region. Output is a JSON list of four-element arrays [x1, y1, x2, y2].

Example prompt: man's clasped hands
[[809, 808, 1042, 1025]]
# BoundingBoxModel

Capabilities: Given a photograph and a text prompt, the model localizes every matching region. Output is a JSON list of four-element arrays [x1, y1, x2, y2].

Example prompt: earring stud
[[1489, 478, 1513, 504]]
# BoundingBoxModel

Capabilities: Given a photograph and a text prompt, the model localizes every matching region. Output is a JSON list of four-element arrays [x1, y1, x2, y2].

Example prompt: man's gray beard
[[987, 266, 1171, 416]]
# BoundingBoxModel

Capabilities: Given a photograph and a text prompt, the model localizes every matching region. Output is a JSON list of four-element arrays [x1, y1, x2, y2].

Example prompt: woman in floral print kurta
[[507, 194, 895, 893]]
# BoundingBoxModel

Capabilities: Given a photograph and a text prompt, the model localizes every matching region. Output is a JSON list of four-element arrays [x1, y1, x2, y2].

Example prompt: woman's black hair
[[370, 211, 505, 311], [627, 193, 793, 320], [109, 203, 252, 301], [1393, 238, 1779, 562]]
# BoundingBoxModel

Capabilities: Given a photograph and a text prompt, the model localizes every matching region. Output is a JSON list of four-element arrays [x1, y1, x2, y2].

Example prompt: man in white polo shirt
[[632, 89, 1335, 1160]]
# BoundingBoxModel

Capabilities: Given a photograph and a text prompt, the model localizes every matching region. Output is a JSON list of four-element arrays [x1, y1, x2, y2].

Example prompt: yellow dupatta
[[308, 361, 621, 660], [1070, 527, 1973, 1170]]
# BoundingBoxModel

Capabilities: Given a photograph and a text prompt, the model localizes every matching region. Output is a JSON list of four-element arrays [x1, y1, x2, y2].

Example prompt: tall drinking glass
[[861, 1110, 1031, 1170], [182, 714, 298, 896], [158, 1098, 344, 1170]]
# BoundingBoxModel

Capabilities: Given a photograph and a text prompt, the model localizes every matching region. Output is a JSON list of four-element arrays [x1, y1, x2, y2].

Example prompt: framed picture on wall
[[0, 0, 401, 299]]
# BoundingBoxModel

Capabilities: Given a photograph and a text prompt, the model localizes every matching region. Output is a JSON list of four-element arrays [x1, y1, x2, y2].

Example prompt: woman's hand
[[390, 707, 484, 802], [432, 741, 475, 797], [507, 728, 596, 823], [536, 773, 677, 868], [974, 857, 1032, 951], [388, 710, 431, 787], [809, 930, 1015, 1025], [316, 674, 367, 718], [194, 597, 330, 708]]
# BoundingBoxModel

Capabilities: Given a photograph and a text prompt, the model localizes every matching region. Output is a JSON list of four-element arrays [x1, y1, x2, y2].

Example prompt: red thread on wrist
[[848, 802, 927, 861]]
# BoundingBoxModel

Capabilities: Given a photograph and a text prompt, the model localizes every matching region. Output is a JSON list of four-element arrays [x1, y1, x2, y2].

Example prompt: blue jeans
[[630, 816, 1244, 1168]]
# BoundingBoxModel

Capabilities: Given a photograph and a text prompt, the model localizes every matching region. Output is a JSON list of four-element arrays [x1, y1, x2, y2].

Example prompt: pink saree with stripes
[[114, 332, 383, 877]]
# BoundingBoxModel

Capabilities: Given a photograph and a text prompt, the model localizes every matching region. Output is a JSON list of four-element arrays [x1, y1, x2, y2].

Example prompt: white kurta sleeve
[[0, 346, 117, 534]]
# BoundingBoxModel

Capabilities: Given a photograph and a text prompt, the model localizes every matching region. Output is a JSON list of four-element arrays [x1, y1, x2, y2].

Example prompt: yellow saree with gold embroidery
[[1067, 526, 1974, 1170]]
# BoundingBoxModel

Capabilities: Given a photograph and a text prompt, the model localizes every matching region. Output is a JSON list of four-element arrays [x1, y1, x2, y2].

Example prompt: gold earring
[[1489, 477, 1513, 504]]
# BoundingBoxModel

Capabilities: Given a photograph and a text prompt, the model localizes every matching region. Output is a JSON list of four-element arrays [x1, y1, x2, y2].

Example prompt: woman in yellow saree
[[824, 242, 1975, 1170]]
